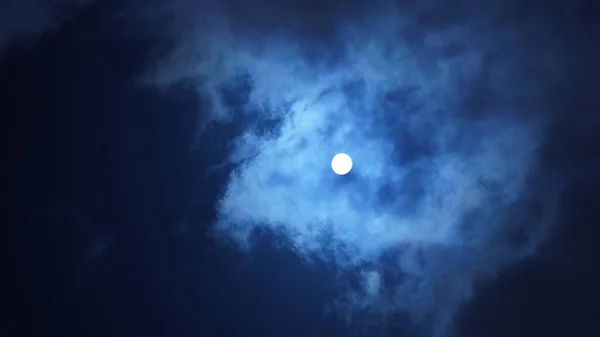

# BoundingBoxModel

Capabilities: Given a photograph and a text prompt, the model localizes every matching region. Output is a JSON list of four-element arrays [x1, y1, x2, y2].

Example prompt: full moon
[[331, 153, 353, 175]]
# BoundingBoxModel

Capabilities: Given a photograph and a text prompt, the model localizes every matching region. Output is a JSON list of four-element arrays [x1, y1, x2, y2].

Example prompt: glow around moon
[[331, 153, 353, 175]]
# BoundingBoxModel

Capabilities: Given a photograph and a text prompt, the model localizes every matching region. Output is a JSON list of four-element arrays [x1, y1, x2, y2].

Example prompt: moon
[[331, 153, 353, 175]]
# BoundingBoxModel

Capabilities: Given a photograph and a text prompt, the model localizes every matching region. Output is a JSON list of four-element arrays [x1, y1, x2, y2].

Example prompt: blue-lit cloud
[[141, 1, 565, 335]]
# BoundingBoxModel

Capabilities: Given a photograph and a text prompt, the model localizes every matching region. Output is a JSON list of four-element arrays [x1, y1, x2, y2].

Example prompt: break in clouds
[[139, 0, 566, 335]]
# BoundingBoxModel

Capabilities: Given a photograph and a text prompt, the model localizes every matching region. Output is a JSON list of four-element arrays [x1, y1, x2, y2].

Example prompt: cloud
[[140, 0, 568, 335], [0, 0, 95, 55]]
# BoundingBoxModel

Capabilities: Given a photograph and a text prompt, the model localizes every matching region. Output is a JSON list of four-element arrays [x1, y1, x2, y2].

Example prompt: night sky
[[4, 1, 600, 337]]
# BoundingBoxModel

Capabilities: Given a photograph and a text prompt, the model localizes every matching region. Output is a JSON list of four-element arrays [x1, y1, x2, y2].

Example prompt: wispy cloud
[[140, 0, 567, 335]]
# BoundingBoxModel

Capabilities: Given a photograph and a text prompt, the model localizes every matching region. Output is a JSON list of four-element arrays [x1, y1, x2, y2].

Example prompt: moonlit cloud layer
[[140, 0, 566, 335]]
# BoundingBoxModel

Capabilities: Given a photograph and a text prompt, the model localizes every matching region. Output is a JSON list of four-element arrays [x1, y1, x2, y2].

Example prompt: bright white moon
[[331, 153, 353, 175]]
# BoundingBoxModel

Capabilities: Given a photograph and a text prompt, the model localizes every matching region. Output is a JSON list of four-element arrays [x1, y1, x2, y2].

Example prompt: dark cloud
[[0, 0, 96, 55]]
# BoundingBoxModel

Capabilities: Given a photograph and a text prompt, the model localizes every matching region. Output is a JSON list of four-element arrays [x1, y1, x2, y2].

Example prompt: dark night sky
[[3, 1, 600, 337]]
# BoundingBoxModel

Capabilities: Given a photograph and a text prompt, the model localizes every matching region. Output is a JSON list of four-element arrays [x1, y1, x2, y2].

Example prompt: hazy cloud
[[138, 0, 568, 335]]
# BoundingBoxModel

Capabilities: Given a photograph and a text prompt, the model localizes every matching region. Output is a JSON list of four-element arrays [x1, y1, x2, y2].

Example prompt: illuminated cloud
[[141, 1, 567, 335]]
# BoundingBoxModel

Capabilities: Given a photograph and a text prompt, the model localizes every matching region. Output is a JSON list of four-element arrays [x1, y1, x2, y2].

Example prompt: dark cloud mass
[[0, 0, 96, 54], [133, 0, 570, 336]]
